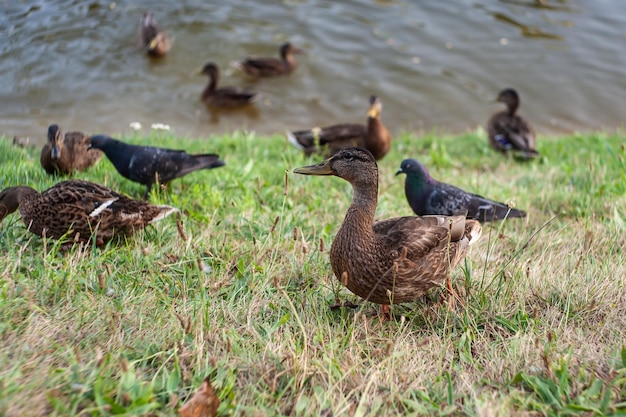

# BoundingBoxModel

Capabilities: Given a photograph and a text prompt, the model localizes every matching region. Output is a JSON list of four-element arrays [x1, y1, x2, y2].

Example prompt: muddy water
[[1, 0, 625, 143]]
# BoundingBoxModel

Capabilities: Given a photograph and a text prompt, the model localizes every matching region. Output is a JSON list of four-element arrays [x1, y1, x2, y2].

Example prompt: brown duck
[[287, 96, 391, 160], [199, 62, 258, 108], [487, 88, 539, 159], [40, 124, 102, 176], [235, 42, 304, 77], [0, 180, 177, 245], [294, 148, 482, 312], [140, 12, 171, 57]]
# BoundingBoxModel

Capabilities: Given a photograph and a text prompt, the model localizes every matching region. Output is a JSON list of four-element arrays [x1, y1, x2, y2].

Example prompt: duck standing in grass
[[234, 42, 304, 77], [0, 180, 177, 245], [487, 88, 539, 160], [199, 62, 258, 108], [89, 135, 225, 199], [40, 124, 102, 176], [287, 96, 391, 160], [396, 158, 527, 222], [294, 148, 481, 315], [140, 12, 171, 57]]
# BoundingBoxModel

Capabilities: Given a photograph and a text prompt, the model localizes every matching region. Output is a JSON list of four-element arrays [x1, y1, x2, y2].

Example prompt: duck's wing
[[488, 112, 536, 154], [238, 57, 285, 76], [287, 123, 367, 155]]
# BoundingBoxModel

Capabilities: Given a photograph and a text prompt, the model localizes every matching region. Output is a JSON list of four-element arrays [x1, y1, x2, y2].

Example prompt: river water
[[1, 0, 625, 143]]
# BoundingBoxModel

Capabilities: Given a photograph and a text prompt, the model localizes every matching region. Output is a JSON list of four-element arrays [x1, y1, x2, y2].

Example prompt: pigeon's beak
[[293, 158, 333, 176], [51, 145, 60, 160], [395, 168, 405, 176]]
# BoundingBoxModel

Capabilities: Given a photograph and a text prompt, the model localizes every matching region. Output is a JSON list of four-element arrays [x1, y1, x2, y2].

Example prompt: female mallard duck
[[487, 88, 539, 159], [41, 124, 102, 176], [199, 62, 258, 108], [140, 12, 171, 57], [0, 180, 177, 245], [294, 148, 482, 312], [287, 96, 391, 160], [235, 42, 304, 77]]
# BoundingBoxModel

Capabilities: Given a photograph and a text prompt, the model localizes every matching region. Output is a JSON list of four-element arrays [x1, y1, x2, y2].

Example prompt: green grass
[[0, 129, 625, 416]]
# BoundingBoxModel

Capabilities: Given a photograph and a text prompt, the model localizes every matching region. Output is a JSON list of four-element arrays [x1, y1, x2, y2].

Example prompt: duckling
[[294, 148, 481, 313], [487, 88, 539, 159], [235, 42, 304, 77], [287, 96, 391, 160], [199, 62, 258, 108], [40, 124, 102, 176], [0, 180, 177, 245], [140, 12, 171, 57], [396, 158, 527, 222]]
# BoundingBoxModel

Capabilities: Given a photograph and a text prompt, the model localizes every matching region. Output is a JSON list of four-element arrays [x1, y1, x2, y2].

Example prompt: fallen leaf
[[178, 377, 219, 417]]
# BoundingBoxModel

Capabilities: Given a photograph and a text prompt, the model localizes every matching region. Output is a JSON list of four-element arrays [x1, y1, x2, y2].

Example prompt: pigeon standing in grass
[[89, 135, 225, 199], [396, 158, 526, 222]]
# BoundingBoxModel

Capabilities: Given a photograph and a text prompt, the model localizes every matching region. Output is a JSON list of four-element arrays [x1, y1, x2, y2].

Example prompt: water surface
[[1, 0, 625, 143]]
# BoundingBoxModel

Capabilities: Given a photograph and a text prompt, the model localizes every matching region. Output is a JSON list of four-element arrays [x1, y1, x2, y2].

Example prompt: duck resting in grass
[[287, 95, 391, 160], [396, 158, 527, 222], [0, 180, 177, 245], [486, 88, 539, 160], [294, 147, 482, 316], [40, 124, 102, 176]]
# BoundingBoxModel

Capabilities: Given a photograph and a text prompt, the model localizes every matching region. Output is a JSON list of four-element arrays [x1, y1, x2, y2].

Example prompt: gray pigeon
[[89, 135, 225, 199], [396, 158, 526, 222]]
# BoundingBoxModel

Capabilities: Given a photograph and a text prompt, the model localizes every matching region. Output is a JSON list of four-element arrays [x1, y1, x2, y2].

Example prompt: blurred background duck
[[199, 62, 258, 108], [294, 148, 481, 316], [396, 158, 527, 222], [40, 124, 102, 176], [140, 12, 171, 57], [0, 180, 177, 245], [234, 42, 304, 77], [487, 88, 539, 160], [287, 95, 391, 160]]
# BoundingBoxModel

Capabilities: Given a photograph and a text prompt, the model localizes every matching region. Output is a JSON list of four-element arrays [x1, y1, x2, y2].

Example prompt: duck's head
[[367, 95, 383, 119], [294, 147, 377, 185], [280, 42, 303, 58], [47, 124, 62, 160], [199, 62, 219, 77], [496, 88, 520, 111], [0, 186, 36, 223]]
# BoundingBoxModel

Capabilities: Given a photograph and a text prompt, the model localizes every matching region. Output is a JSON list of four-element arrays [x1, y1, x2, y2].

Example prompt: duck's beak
[[395, 167, 405, 176], [293, 158, 333, 175], [149, 37, 160, 50], [51, 145, 60, 160]]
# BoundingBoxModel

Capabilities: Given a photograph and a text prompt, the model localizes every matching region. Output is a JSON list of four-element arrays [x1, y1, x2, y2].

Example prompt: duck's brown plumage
[[0, 180, 177, 244], [140, 12, 171, 57], [199, 62, 258, 108], [487, 88, 539, 159], [294, 148, 481, 305], [236, 42, 303, 77], [287, 96, 392, 160], [40, 124, 102, 176]]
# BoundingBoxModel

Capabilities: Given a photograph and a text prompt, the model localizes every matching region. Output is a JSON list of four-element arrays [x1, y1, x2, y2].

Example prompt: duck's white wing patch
[[89, 198, 118, 217]]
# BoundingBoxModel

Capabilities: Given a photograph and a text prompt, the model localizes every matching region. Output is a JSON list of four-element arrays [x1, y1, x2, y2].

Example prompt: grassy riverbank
[[1, 130, 625, 416]]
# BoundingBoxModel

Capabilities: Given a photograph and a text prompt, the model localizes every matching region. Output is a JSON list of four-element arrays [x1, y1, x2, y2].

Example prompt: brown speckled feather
[[287, 96, 391, 160], [41, 124, 102, 175], [294, 148, 481, 306], [0, 180, 177, 244]]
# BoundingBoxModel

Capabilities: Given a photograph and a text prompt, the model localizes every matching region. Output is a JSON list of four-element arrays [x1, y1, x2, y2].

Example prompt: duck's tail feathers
[[150, 205, 179, 223], [514, 149, 540, 161], [465, 219, 482, 246], [286, 130, 305, 151]]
